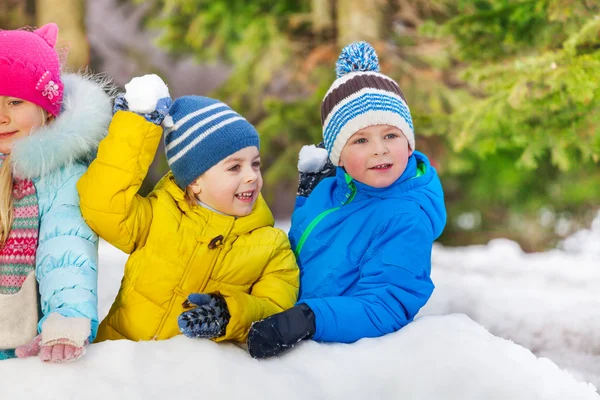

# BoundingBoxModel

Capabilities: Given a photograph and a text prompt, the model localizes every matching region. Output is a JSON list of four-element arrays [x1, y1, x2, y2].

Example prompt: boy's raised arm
[[77, 75, 170, 254]]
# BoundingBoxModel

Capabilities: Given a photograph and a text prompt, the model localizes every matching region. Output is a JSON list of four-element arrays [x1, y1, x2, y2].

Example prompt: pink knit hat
[[0, 23, 64, 116]]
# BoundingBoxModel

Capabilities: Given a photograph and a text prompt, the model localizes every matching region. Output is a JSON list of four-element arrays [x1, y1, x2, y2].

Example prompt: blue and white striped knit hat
[[164, 96, 260, 189], [322, 42, 415, 165]]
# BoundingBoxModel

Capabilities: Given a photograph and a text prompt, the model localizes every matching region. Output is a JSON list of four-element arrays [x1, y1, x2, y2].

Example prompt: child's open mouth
[[235, 190, 255, 203], [370, 163, 392, 171]]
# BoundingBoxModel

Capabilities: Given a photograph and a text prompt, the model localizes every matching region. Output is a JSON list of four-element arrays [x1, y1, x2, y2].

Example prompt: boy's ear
[[188, 177, 203, 196]]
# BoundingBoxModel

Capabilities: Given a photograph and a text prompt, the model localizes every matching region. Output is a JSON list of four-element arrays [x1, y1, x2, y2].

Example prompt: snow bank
[[1, 216, 598, 399], [422, 212, 600, 387], [1, 313, 597, 400], [560, 212, 600, 255]]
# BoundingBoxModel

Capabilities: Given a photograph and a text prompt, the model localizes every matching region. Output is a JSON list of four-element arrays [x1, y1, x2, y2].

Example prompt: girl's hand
[[15, 313, 91, 363], [39, 339, 87, 363], [15, 335, 88, 363], [14, 335, 41, 358]]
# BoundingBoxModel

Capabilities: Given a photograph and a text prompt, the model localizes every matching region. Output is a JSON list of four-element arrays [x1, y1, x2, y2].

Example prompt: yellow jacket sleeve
[[216, 230, 300, 342], [77, 111, 163, 254]]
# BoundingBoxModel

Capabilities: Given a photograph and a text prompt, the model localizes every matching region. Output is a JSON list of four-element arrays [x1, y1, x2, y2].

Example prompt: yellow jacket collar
[[157, 172, 275, 236]]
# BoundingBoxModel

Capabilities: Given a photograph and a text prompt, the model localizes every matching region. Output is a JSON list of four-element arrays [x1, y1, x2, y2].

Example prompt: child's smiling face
[[189, 146, 263, 217], [338, 124, 413, 188], [0, 96, 47, 155]]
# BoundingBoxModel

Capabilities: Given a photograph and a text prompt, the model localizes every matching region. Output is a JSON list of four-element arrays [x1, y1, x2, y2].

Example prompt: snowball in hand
[[298, 145, 329, 173], [124, 74, 171, 114]]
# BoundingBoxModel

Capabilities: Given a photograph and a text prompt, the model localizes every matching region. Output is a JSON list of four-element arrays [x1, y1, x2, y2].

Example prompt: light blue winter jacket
[[1, 74, 112, 350], [289, 151, 446, 343]]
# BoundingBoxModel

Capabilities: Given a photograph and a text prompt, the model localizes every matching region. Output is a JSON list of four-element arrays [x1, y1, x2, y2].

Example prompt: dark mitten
[[143, 97, 171, 125], [113, 94, 129, 114], [113, 94, 172, 125], [297, 142, 336, 197], [182, 293, 212, 308], [178, 294, 231, 339], [247, 304, 316, 359]]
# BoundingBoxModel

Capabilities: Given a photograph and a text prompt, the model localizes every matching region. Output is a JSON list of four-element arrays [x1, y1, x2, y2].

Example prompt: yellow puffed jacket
[[76, 111, 299, 343]]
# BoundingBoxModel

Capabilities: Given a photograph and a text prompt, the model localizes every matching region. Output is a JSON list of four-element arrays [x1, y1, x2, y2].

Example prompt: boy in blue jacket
[[247, 42, 446, 358]]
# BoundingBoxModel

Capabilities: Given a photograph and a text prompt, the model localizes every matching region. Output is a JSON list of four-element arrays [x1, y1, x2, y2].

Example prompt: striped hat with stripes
[[322, 42, 414, 166], [164, 96, 260, 189]]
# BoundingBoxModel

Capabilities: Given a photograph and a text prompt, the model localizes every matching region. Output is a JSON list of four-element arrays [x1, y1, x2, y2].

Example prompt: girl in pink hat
[[0, 23, 112, 362]]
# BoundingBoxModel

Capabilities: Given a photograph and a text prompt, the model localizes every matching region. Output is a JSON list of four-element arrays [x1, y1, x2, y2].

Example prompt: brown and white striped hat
[[321, 42, 415, 165]]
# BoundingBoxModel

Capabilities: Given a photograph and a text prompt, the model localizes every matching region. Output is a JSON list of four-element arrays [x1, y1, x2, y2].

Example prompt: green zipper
[[294, 173, 356, 258], [412, 161, 426, 179]]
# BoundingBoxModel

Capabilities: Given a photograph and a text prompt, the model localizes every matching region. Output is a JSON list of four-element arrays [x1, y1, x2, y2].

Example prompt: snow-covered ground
[[421, 214, 600, 387], [1, 216, 598, 399]]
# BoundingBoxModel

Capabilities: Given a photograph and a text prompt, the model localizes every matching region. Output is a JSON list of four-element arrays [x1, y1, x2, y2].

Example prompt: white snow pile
[[1, 313, 597, 400], [1, 215, 599, 399], [421, 212, 600, 388], [560, 212, 600, 255]]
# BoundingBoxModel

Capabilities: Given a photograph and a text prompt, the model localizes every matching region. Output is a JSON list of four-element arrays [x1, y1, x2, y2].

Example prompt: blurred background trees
[[3, 0, 600, 251], [1, 0, 89, 70]]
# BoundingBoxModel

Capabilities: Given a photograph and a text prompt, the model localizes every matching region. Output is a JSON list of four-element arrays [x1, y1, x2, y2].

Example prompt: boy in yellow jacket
[[77, 75, 299, 343]]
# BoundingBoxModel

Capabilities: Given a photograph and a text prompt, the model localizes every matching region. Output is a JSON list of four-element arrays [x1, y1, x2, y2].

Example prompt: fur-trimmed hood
[[10, 74, 113, 179]]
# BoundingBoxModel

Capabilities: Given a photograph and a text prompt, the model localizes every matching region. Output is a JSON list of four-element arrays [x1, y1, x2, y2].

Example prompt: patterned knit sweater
[[0, 156, 39, 295]]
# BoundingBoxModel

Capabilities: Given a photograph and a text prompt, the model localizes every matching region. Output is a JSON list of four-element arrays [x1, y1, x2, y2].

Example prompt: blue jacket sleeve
[[35, 165, 99, 343], [300, 213, 434, 343]]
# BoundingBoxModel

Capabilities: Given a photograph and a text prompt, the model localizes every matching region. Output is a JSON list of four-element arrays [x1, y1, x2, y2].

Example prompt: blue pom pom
[[335, 42, 380, 78]]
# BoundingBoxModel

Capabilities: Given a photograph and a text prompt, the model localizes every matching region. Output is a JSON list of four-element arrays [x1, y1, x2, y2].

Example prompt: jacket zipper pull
[[342, 173, 357, 205], [208, 234, 224, 249]]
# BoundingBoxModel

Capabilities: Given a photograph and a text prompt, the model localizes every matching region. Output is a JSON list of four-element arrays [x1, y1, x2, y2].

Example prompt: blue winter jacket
[[289, 151, 446, 343], [32, 164, 100, 339], [1, 74, 112, 353]]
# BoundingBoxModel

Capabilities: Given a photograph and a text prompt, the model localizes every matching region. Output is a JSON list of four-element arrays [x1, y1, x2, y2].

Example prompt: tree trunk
[[36, 0, 90, 70], [0, 0, 35, 29], [336, 0, 385, 47], [312, 0, 334, 36]]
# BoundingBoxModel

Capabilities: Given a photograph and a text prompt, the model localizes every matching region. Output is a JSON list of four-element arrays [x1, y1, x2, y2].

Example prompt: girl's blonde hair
[[0, 106, 49, 245], [0, 154, 13, 244]]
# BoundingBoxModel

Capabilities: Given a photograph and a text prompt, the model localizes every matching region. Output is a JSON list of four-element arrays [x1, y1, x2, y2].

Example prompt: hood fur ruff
[[10, 73, 114, 179]]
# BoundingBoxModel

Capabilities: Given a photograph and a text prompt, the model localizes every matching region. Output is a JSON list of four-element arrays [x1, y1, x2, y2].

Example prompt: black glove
[[297, 142, 336, 197], [247, 304, 316, 359], [178, 293, 230, 339]]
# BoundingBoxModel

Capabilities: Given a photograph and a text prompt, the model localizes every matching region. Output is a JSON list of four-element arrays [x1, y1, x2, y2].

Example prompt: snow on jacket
[[0, 74, 111, 347], [289, 151, 446, 343], [77, 111, 299, 343]]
